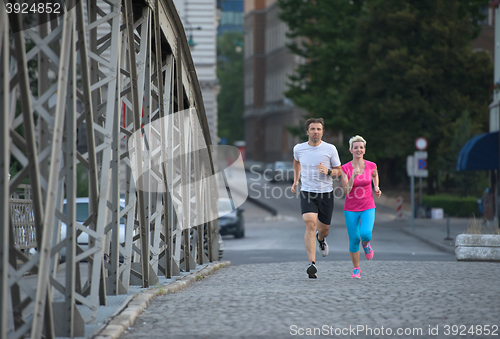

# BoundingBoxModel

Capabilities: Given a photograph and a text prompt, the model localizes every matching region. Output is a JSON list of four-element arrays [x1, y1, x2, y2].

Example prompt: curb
[[228, 182, 278, 216], [92, 261, 231, 339], [399, 226, 455, 255], [247, 196, 278, 216]]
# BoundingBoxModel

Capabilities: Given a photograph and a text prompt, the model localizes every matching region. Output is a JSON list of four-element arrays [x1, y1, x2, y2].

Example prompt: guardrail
[[10, 198, 36, 250], [10, 185, 35, 251]]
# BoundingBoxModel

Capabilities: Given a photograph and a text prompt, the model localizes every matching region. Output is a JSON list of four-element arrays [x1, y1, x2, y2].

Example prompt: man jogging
[[291, 118, 341, 279]]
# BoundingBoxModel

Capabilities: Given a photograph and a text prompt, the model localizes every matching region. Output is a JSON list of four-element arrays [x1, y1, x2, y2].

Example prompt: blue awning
[[456, 131, 499, 171]]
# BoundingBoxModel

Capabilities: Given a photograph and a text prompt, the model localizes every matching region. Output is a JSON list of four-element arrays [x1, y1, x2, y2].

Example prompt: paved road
[[116, 171, 499, 339], [120, 260, 500, 339], [222, 172, 454, 266]]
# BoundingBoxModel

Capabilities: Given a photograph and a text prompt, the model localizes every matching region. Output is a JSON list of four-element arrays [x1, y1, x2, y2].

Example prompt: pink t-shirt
[[342, 160, 377, 212]]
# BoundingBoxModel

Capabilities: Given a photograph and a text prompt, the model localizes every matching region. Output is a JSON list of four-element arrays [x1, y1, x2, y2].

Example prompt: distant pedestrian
[[341, 135, 381, 279], [291, 118, 341, 279]]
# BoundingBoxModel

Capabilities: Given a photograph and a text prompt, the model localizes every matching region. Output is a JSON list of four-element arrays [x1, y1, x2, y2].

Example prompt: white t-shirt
[[293, 141, 341, 193]]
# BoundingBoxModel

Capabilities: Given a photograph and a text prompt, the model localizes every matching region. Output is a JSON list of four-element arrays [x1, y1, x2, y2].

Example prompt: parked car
[[59, 197, 126, 261], [218, 198, 245, 238], [270, 161, 294, 182]]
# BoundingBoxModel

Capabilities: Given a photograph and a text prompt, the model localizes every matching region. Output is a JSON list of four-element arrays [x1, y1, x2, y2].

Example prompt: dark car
[[218, 198, 245, 238], [270, 161, 294, 182]]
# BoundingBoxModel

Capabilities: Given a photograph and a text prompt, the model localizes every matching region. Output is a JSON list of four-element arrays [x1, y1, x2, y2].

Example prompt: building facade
[[218, 0, 244, 36], [243, 0, 305, 162], [173, 0, 220, 146]]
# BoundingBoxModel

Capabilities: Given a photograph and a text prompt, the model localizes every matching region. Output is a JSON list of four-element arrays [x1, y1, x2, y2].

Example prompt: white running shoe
[[316, 231, 329, 257]]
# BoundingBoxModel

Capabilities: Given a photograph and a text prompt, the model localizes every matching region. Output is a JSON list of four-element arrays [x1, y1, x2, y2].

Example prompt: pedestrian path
[[92, 262, 230, 339], [375, 202, 472, 255], [399, 216, 471, 254], [11, 262, 229, 339]]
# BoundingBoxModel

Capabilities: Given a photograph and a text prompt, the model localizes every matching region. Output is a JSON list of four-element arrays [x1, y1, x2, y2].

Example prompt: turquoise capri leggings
[[344, 208, 375, 253]]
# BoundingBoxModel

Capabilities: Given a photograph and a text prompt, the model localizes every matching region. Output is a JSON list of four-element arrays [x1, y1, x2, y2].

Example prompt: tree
[[277, 0, 364, 131], [342, 0, 492, 191], [217, 31, 244, 144], [439, 110, 488, 196]]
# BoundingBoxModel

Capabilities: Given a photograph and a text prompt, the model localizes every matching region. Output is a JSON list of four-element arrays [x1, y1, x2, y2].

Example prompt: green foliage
[[76, 164, 89, 197], [277, 0, 364, 131], [344, 0, 491, 163], [439, 110, 489, 196], [422, 194, 480, 217], [217, 32, 244, 144], [278, 0, 492, 189]]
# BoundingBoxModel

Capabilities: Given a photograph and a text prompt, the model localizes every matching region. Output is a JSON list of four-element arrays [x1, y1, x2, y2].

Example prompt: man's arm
[[316, 163, 341, 177], [330, 165, 342, 178], [291, 159, 301, 193], [330, 146, 342, 177]]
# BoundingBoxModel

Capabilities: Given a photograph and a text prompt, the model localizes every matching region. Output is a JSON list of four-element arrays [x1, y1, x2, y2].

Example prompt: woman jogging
[[341, 135, 381, 279]]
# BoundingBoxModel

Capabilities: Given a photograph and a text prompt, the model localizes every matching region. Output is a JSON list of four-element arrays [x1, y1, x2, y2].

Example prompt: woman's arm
[[372, 167, 382, 198], [341, 168, 359, 196]]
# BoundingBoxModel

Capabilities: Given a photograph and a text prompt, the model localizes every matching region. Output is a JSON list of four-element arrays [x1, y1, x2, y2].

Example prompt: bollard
[[444, 214, 452, 240], [396, 196, 404, 220]]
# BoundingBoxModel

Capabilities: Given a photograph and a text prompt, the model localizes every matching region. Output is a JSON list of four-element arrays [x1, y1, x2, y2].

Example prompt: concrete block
[[455, 234, 500, 247], [455, 247, 500, 261], [455, 234, 500, 261]]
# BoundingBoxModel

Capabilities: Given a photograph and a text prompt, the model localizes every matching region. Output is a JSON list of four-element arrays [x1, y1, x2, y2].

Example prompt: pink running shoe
[[351, 266, 360, 279], [362, 242, 373, 260]]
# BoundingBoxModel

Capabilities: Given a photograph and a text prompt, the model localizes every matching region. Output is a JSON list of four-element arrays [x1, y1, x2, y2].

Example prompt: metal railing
[[10, 185, 36, 250], [0, 0, 220, 337]]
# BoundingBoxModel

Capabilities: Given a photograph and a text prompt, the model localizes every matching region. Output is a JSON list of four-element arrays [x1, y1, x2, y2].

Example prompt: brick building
[[243, 0, 305, 163]]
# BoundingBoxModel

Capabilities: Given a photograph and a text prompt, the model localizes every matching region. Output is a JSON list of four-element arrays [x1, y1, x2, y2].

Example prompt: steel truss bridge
[[0, 0, 222, 337]]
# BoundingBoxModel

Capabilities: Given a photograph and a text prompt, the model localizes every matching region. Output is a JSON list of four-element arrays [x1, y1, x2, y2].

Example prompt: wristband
[[374, 186, 379, 190], [327, 169, 332, 176]]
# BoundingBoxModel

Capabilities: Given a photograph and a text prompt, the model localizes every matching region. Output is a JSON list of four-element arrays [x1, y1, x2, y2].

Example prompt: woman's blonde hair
[[349, 135, 366, 150]]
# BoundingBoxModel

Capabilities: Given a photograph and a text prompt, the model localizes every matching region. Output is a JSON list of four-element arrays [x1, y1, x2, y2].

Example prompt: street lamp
[[182, 17, 202, 49], [234, 38, 243, 53]]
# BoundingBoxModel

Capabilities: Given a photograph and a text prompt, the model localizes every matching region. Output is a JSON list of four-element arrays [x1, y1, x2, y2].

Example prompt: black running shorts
[[300, 191, 334, 225]]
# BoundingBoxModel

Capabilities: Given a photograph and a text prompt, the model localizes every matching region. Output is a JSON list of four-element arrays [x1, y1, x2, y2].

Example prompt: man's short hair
[[305, 118, 324, 131]]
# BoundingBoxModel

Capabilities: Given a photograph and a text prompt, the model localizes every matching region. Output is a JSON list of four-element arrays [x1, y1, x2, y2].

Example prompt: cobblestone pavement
[[119, 261, 500, 339]]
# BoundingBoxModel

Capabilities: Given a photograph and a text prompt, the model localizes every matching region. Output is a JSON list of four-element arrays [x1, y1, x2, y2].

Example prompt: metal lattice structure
[[0, 0, 220, 337]]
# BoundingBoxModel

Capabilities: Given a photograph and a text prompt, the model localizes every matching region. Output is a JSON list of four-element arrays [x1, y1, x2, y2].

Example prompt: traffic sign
[[418, 159, 427, 170], [406, 155, 414, 176], [415, 137, 427, 150], [414, 151, 428, 177]]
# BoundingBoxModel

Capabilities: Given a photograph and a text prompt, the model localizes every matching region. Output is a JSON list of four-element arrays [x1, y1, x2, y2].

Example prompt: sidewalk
[[92, 261, 231, 339], [399, 215, 471, 255], [375, 202, 471, 255], [8, 261, 230, 339]]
